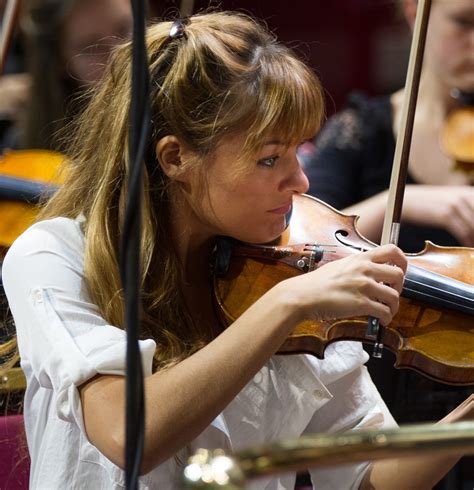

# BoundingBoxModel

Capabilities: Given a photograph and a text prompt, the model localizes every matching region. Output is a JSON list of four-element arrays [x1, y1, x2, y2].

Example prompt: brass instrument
[[182, 421, 474, 489], [0, 367, 26, 392]]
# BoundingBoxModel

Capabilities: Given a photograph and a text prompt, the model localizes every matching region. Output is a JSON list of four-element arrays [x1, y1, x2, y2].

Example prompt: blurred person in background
[[303, 0, 473, 254], [0, 0, 133, 151], [302, 3, 474, 488]]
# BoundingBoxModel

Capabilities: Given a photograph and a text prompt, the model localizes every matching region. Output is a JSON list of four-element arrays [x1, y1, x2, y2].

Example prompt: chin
[[230, 227, 283, 245], [254, 223, 287, 244], [451, 73, 474, 92], [225, 216, 287, 245]]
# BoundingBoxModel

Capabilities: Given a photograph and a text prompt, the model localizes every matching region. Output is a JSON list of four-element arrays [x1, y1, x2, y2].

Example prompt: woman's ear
[[155, 135, 190, 182]]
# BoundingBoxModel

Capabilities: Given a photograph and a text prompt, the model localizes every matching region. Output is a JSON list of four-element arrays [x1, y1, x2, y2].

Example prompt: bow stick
[[366, 0, 432, 357], [0, 0, 21, 73]]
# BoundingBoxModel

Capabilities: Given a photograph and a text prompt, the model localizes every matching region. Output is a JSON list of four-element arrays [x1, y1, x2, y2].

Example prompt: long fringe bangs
[[242, 49, 325, 159]]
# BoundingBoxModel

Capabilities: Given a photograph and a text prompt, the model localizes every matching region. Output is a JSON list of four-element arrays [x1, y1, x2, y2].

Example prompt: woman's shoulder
[[336, 91, 392, 129], [2, 216, 85, 273], [337, 91, 392, 134], [345, 91, 392, 112], [315, 91, 392, 154]]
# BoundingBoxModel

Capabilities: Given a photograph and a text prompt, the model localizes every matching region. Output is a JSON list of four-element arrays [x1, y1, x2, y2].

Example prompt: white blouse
[[2, 217, 397, 490]]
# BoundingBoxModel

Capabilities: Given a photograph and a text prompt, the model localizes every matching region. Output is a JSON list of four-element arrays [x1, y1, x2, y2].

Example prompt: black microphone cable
[[119, 1, 150, 488]]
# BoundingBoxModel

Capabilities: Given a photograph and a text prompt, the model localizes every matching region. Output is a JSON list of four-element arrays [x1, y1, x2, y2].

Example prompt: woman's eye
[[451, 15, 474, 30], [258, 156, 279, 168]]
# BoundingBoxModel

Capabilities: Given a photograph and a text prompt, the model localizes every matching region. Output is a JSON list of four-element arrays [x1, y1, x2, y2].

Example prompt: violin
[[0, 149, 63, 257], [441, 90, 474, 182], [213, 194, 474, 386], [214, 1, 474, 388]]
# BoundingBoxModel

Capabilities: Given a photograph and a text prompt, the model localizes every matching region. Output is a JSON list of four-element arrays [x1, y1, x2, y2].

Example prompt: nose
[[279, 154, 310, 195]]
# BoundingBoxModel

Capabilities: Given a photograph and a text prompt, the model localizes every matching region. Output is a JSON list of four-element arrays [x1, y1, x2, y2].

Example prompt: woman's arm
[[80, 282, 299, 473], [344, 185, 474, 247], [343, 191, 387, 244], [80, 245, 407, 474], [361, 395, 474, 490]]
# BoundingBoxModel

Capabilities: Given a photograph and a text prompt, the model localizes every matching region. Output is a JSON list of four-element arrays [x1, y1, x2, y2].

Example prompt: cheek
[[426, 40, 459, 86], [427, 18, 470, 72], [68, 57, 101, 84], [213, 190, 287, 243]]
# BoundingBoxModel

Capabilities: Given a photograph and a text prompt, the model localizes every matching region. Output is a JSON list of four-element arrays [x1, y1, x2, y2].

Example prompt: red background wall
[[152, 0, 411, 114]]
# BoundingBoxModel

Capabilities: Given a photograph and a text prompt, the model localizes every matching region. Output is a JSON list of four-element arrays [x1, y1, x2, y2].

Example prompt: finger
[[449, 213, 474, 247], [368, 263, 405, 293], [459, 189, 474, 209], [368, 244, 407, 273], [364, 298, 394, 326], [367, 281, 400, 317], [454, 202, 474, 245]]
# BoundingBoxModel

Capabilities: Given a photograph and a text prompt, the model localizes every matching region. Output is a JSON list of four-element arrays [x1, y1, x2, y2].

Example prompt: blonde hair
[[38, 11, 324, 369]]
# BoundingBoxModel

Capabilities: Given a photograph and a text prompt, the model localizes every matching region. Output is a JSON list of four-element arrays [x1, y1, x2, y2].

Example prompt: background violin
[[0, 0, 68, 260], [0, 0, 134, 259], [0, 149, 63, 258], [441, 90, 474, 182], [213, 194, 474, 386]]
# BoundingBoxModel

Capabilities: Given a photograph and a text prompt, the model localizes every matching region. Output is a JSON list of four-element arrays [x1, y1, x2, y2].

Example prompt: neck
[[392, 72, 457, 133], [167, 187, 221, 335], [416, 72, 459, 119], [168, 187, 215, 285]]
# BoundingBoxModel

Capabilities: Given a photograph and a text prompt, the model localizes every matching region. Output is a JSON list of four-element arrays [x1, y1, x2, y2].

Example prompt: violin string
[[240, 245, 472, 304], [314, 255, 472, 304], [404, 276, 473, 303]]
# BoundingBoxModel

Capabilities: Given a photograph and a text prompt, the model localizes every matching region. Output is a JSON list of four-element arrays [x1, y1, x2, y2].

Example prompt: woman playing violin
[[2, 11, 472, 490]]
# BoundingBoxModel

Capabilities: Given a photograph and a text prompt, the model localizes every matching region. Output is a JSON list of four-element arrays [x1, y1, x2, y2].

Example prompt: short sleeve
[[2, 218, 156, 426]]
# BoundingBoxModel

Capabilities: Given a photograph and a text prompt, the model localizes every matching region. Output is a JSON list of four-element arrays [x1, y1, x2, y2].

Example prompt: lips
[[268, 202, 292, 214]]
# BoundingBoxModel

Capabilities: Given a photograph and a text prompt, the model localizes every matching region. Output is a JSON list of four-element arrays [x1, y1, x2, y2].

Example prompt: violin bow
[[0, 0, 21, 73], [366, 0, 432, 356]]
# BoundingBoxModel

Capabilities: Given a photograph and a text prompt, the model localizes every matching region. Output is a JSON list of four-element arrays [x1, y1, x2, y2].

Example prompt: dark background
[[151, 0, 412, 114]]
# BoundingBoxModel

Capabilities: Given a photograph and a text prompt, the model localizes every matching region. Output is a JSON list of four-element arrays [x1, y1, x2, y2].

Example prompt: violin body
[[213, 194, 474, 385]]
